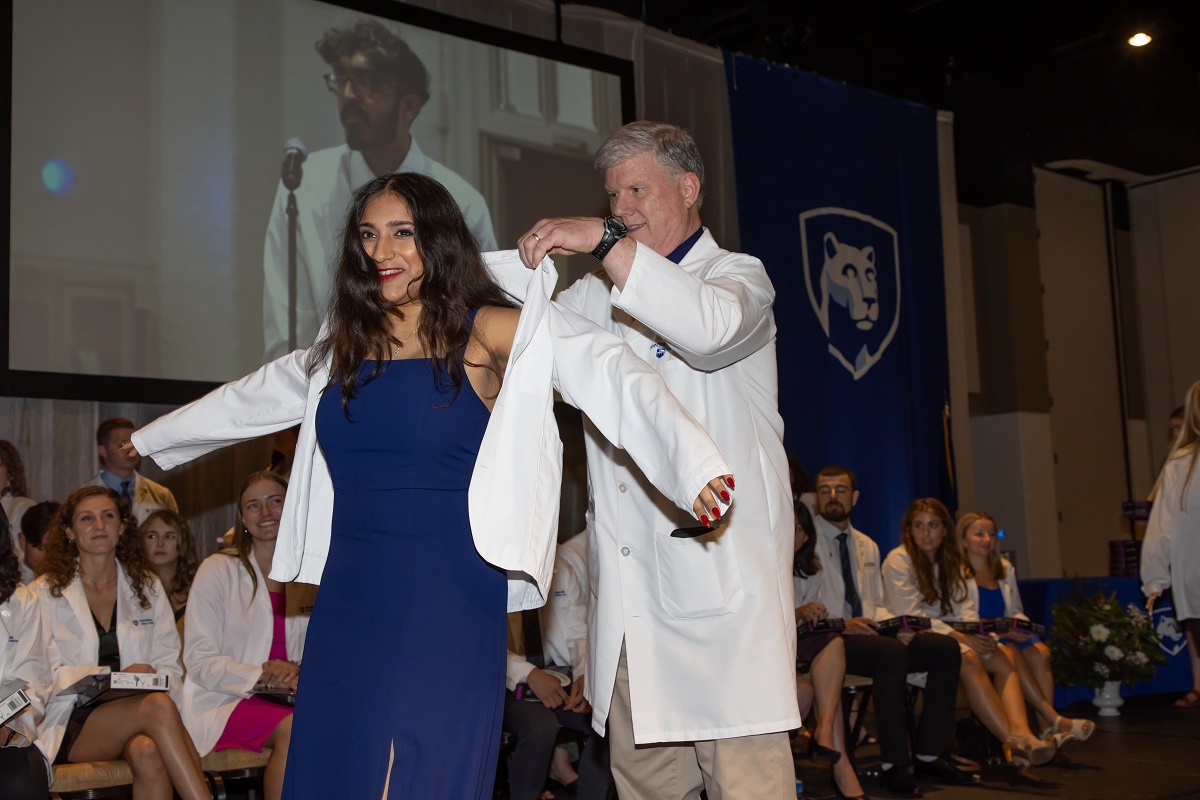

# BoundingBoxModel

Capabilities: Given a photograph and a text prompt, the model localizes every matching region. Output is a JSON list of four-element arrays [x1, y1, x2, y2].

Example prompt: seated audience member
[[140, 510, 200, 622], [793, 500, 866, 799], [805, 466, 973, 796], [18, 501, 58, 580], [0, 508, 53, 800], [958, 512, 1094, 746], [1143, 382, 1200, 708], [504, 528, 610, 800], [883, 498, 1054, 766], [0, 440, 36, 582], [86, 418, 179, 525], [31, 486, 209, 800], [182, 472, 313, 800], [267, 426, 301, 480]]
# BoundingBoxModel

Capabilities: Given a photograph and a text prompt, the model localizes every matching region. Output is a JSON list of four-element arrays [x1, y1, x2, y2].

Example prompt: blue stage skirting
[[1018, 577, 1192, 707]]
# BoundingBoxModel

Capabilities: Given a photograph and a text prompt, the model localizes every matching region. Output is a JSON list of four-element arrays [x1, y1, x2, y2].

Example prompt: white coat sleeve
[[881, 551, 953, 635], [3, 587, 52, 742], [506, 650, 535, 692], [558, 561, 588, 679], [183, 561, 262, 697], [142, 580, 184, 700], [1141, 472, 1178, 599], [611, 243, 776, 371], [133, 350, 312, 470], [1002, 564, 1029, 620], [548, 303, 731, 518]]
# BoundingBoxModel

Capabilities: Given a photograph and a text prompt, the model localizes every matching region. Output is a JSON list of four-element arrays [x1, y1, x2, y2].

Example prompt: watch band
[[590, 217, 627, 261]]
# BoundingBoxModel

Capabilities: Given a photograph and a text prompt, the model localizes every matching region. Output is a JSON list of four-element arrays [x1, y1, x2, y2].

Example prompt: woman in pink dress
[[179, 472, 316, 800]]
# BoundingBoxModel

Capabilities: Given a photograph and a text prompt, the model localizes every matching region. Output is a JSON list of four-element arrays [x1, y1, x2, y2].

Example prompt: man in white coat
[[510, 121, 798, 799], [263, 19, 496, 359]]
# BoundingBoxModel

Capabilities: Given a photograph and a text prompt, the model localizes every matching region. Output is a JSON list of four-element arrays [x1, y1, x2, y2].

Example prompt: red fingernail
[[720, 490, 730, 502], [712, 506, 720, 519], [727, 477, 735, 489], [700, 514, 710, 527]]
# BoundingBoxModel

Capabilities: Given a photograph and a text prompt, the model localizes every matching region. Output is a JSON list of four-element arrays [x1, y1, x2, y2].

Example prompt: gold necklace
[[79, 572, 118, 588], [392, 330, 417, 357]]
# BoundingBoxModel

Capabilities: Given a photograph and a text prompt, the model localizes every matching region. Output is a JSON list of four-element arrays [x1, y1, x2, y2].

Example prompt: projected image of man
[[262, 19, 497, 359]]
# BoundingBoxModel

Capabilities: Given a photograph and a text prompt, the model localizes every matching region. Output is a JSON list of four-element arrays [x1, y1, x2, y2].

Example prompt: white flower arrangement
[[1051, 589, 1166, 689]]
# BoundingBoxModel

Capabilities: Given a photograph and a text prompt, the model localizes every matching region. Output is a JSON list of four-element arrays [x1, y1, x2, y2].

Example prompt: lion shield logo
[[1151, 600, 1188, 658], [800, 208, 901, 380]]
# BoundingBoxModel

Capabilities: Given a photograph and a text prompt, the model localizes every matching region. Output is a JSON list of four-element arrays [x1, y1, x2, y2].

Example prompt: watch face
[[606, 216, 628, 236]]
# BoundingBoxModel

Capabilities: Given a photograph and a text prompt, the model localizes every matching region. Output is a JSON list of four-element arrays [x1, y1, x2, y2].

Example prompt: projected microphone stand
[[285, 191, 298, 352], [281, 142, 305, 353]]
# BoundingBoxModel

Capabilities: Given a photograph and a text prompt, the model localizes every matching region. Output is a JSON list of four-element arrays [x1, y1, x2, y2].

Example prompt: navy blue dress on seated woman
[[284, 311, 507, 799]]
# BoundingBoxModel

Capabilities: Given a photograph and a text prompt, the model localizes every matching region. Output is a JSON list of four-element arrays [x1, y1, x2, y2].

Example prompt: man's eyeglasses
[[323, 71, 393, 99]]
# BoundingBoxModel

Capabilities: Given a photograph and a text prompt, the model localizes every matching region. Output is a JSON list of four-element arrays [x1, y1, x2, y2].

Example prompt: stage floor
[[797, 694, 1200, 800]]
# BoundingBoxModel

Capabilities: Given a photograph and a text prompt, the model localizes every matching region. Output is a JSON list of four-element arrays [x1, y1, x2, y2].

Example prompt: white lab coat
[[0, 584, 52, 769], [262, 141, 497, 360], [84, 471, 179, 526], [506, 529, 590, 690], [1142, 449, 1200, 621], [181, 552, 316, 754], [32, 568, 182, 762], [491, 231, 799, 743], [793, 516, 893, 622], [882, 546, 978, 637], [133, 252, 728, 612], [963, 559, 1028, 621]]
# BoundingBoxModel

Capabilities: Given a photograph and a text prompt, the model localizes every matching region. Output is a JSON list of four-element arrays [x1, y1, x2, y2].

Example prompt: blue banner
[[724, 53, 951, 554]]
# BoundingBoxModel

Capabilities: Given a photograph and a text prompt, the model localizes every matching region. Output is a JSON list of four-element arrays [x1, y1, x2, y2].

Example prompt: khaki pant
[[607, 642, 795, 800]]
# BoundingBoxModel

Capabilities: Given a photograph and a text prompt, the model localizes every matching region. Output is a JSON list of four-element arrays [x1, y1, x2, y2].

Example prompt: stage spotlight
[[1128, 32, 1152, 47]]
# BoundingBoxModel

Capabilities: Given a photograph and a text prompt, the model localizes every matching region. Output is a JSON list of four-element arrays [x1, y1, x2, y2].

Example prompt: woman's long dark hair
[[793, 499, 821, 578], [309, 173, 515, 415], [900, 497, 967, 616], [0, 440, 29, 498], [0, 507, 19, 605], [42, 486, 154, 608]]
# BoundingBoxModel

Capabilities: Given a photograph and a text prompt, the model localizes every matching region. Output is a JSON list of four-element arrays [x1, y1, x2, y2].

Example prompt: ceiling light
[[1128, 32, 1152, 47]]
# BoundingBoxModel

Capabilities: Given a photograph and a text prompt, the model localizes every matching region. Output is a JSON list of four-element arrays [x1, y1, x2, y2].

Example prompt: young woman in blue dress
[[958, 512, 1095, 747]]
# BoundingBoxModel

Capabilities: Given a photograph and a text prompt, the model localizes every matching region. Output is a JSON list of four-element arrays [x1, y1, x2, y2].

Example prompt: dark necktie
[[521, 608, 544, 669], [837, 532, 863, 618], [120, 479, 133, 509]]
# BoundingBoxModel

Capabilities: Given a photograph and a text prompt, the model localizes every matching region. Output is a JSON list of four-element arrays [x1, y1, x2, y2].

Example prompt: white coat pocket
[[653, 531, 744, 619]]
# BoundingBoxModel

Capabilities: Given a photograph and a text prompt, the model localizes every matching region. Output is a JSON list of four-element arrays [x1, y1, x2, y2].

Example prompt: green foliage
[[1048, 588, 1166, 689]]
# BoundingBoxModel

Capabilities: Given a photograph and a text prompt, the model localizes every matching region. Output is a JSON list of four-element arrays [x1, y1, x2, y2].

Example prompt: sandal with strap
[[1175, 689, 1200, 708], [1040, 715, 1095, 745]]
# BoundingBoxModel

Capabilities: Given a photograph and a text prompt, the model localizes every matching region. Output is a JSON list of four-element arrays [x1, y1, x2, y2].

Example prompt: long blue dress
[[283, 333, 508, 798]]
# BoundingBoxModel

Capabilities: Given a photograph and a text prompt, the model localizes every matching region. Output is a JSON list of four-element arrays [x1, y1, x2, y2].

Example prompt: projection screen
[[5, 0, 633, 402]]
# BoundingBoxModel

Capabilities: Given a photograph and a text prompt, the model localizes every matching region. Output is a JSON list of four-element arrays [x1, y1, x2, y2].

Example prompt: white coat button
[[620, 547, 630, 556], [618, 483, 628, 493]]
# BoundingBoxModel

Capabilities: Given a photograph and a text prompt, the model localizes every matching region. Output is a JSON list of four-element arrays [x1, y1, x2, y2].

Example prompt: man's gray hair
[[594, 121, 706, 208]]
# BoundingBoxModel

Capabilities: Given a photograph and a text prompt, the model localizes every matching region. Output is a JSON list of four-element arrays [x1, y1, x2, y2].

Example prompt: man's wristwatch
[[590, 216, 628, 261]]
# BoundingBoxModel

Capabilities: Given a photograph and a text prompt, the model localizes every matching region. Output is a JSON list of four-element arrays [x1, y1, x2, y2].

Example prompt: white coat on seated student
[[882, 546, 977, 640], [1, 583, 53, 784], [181, 550, 316, 754], [32, 564, 182, 762]]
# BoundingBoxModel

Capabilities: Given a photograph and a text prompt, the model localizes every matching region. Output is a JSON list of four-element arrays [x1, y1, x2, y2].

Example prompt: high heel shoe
[[808, 735, 842, 764], [1007, 735, 1055, 766]]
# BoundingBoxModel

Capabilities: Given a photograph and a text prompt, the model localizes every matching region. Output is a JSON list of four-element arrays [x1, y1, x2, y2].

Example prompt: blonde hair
[[956, 511, 1006, 581], [1151, 380, 1200, 510]]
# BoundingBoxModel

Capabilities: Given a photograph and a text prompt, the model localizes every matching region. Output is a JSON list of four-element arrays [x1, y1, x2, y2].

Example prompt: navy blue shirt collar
[[665, 227, 705, 265]]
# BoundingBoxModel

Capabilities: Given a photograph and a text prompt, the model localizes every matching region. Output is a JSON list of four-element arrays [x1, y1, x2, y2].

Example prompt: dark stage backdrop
[[724, 53, 952, 554]]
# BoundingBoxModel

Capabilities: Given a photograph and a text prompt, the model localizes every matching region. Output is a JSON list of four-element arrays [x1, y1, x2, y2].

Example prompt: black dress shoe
[[878, 765, 921, 797], [914, 756, 982, 785]]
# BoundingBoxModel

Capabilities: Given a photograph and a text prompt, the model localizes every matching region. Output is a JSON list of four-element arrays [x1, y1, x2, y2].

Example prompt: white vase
[[1092, 679, 1124, 716]]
